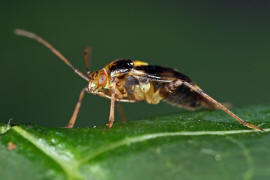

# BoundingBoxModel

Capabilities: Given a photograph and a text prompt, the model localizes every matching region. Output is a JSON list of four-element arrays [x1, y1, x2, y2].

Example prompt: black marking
[[135, 65, 192, 82], [109, 59, 133, 74]]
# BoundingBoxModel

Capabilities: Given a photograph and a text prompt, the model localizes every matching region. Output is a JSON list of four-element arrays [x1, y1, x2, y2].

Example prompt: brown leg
[[117, 102, 127, 122], [106, 81, 116, 128], [182, 81, 264, 132], [65, 87, 88, 128]]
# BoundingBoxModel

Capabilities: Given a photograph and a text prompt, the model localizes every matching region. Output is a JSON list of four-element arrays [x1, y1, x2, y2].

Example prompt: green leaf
[[1, 105, 270, 180]]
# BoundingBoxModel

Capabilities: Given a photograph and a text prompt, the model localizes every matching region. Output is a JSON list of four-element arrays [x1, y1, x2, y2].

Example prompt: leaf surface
[[1, 105, 270, 180]]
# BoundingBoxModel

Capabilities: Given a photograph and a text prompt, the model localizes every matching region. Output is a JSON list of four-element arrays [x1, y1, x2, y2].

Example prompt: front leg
[[65, 87, 88, 128], [106, 79, 117, 128]]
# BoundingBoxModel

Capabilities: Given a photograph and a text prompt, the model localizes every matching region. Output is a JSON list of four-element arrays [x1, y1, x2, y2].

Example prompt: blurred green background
[[1, 0, 270, 127]]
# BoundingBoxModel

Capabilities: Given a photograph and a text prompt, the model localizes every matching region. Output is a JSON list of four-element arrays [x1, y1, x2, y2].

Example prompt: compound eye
[[98, 72, 107, 87]]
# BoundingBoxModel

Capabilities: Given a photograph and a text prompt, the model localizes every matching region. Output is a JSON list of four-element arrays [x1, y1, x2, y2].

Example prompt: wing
[[130, 65, 217, 109], [131, 65, 192, 82], [106, 59, 190, 82]]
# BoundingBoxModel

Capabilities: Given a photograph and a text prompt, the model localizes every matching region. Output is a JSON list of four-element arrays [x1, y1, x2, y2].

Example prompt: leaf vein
[[12, 126, 83, 180], [79, 128, 270, 164]]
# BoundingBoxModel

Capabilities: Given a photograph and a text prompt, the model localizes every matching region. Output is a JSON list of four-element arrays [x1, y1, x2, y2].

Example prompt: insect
[[14, 29, 264, 132]]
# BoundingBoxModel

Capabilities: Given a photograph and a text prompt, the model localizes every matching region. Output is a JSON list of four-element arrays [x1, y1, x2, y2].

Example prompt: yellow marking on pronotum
[[133, 60, 148, 66]]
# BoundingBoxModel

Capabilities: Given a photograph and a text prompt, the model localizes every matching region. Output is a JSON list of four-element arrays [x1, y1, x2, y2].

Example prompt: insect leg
[[14, 29, 89, 82], [84, 47, 92, 76], [65, 87, 88, 128], [182, 81, 264, 132], [117, 102, 127, 122], [94, 91, 136, 102], [106, 81, 117, 128]]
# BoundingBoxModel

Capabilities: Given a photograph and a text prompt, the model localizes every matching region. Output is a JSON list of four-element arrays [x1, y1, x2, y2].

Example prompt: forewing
[[130, 65, 217, 109], [131, 65, 192, 82]]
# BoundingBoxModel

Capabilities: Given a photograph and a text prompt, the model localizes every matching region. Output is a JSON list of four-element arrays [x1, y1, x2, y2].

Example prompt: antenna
[[14, 29, 89, 82]]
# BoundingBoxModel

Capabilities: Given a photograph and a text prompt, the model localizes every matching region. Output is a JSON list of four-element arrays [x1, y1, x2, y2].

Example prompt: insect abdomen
[[161, 84, 203, 109], [121, 74, 162, 103]]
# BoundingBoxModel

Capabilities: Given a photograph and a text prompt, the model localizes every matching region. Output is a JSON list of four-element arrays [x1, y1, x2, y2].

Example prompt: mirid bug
[[14, 29, 264, 132]]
